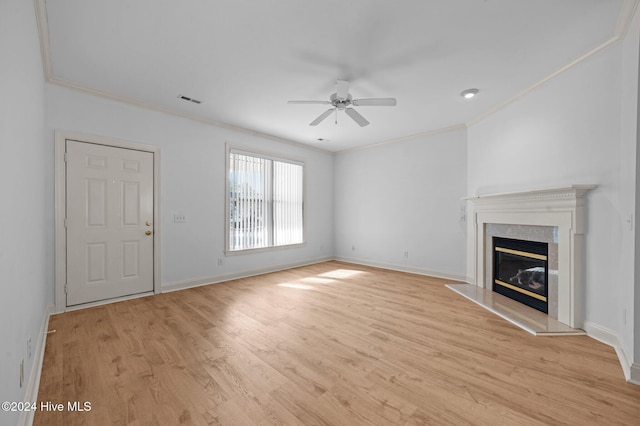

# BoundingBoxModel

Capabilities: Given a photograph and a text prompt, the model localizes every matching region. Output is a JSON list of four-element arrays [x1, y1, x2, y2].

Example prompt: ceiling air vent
[[178, 94, 203, 104]]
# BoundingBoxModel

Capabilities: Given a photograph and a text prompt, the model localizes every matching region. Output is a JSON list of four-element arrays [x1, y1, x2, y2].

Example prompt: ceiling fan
[[288, 80, 397, 127]]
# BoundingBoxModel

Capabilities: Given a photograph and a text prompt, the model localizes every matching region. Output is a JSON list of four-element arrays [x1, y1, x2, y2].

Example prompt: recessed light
[[460, 88, 479, 99], [316, 138, 328, 142]]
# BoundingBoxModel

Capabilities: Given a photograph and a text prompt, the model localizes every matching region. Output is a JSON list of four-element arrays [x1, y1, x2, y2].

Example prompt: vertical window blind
[[228, 150, 303, 251]]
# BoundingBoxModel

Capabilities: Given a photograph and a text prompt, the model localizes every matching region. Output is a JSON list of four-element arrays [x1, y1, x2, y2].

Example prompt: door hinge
[[64, 284, 68, 294], [64, 218, 68, 228], [64, 153, 68, 162]]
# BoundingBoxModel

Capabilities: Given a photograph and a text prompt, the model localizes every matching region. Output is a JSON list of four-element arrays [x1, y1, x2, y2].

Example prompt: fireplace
[[465, 185, 596, 328], [493, 237, 548, 314]]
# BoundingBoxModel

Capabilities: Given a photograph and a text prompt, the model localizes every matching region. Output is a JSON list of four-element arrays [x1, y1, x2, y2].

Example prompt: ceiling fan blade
[[345, 108, 370, 127], [309, 108, 335, 126], [288, 100, 331, 105], [352, 98, 397, 106], [336, 80, 349, 99]]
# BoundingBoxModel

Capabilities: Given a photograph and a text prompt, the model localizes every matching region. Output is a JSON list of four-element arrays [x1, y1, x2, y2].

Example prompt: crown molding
[[34, 0, 639, 154], [616, 0, 640, 37], [48, 76, 332, 154], [33, 0, 52, 79], [327, 0, 637, 152], [335, 123, 467, 155], [33, 2, 330, 155], [465, 36, 620, 128], [467, 0, 639, 128]]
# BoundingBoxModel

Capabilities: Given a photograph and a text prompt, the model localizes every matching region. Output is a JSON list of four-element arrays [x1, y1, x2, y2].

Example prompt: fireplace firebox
[[493, 237, 548, 314]]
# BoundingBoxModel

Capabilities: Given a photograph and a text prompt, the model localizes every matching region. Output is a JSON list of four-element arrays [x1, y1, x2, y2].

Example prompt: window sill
[[225, 242, 306, 256]]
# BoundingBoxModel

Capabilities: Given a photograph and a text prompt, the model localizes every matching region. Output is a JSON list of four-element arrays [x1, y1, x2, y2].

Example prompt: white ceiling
[[41, 0, 631, 152]]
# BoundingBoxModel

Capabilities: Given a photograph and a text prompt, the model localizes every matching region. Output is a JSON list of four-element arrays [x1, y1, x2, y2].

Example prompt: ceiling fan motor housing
[[330, 93, 352, 110], [288, 80, 396, 127]]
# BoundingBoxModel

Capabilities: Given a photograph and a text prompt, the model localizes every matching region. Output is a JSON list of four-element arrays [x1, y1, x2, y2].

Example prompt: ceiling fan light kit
[[288, 80, 397, 127]]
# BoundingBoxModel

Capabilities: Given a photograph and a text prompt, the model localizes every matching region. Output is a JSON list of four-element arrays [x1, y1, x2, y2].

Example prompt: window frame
[[224, 144, 306, 255]]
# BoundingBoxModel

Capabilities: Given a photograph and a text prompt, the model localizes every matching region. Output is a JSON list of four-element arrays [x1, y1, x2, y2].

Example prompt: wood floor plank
[[35, 261, 640, 425]]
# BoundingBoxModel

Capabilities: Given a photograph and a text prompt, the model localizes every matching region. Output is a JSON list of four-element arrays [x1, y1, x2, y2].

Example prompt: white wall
[[334, 128, 468, 280], [634, 12, 640, 371], [5, 5, 638, 414], [636, 72, 640, 373], [621, 8, 640, 369], [46, 85, 334, 290], [468, 35, 638, 364], [0, 0, 52, 423]]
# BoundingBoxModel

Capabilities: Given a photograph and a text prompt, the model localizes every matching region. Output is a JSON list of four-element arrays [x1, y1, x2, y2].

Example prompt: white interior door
[[66, 140, 154, 306]]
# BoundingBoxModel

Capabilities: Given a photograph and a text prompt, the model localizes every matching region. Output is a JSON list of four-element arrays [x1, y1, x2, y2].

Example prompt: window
[[227, 148, 304, 252]]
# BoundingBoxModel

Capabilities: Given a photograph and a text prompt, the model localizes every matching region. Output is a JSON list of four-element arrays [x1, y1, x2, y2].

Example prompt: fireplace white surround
[[465, 185, 596, 329]]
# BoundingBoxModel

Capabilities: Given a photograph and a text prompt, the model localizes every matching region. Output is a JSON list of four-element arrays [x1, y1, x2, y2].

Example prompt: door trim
[[54, 130, 162, 313]]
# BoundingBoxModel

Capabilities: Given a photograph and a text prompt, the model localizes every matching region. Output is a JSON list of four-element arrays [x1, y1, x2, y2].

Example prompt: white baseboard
[[583, 320, 637, 384], [333, 256, 467, 282], [162, 256, 334, 293], [27, 276, 639, 410], [164, 254, 469, 296], [631, 363, 640, 385], [20, 304, 55, 426]]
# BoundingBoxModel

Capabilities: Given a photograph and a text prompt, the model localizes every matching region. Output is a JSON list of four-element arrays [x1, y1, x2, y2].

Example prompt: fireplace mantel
[[465, 185, 596, 328]]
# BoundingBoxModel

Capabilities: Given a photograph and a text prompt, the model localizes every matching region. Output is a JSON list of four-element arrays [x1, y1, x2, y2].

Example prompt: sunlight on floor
[[274, 268, 366, 291], [318, 269, 365, 279], [277, 282, 313, 290], [299, 277, 335, 285]]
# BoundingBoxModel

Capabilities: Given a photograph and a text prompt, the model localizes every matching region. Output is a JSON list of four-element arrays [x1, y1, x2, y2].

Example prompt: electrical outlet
[[27, 336, 32, 359], [351, 245, 356, 251], [403, 251, 409, 258], [19, 359, 24, 387], [459, 206, 467, 222], [217, 257, 224, 266], [173, 214, 187, 223]]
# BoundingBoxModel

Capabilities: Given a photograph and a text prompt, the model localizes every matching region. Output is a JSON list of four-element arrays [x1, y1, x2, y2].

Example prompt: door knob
[[145, 230, 152, 236], [146, 221, 152, 226]]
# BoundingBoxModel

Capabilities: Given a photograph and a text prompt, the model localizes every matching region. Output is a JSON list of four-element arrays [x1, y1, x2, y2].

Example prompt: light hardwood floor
[[35, 261, 640, 425]]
